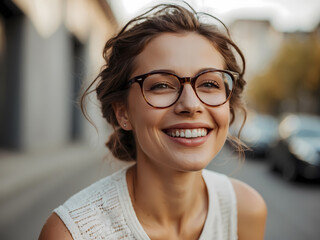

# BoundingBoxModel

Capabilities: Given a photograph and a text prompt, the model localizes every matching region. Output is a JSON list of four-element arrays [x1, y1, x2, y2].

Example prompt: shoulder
[[43, 167, 128, 239], [39, 213, 73, 240], [230, 178, 267, 240], [230, 178, 267, 215]]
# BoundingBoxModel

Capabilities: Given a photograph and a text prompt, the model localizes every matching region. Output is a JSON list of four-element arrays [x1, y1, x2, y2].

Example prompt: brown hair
[[81, 3, 247, 161]]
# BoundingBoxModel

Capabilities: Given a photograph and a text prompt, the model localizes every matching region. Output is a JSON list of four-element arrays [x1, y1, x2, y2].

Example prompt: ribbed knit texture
[[54, 165, 237, 240]]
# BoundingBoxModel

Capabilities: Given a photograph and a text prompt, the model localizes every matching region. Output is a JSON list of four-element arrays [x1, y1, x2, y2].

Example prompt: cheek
[[129, 108, 167, 160], [127, 88, 165, 147], [212, 103, 230, 131], [209, 103, 230, 151], [127, 91, 158, 131]]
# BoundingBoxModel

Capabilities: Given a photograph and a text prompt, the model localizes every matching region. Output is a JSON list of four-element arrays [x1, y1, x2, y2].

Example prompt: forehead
[[133, 32, 225, 76]]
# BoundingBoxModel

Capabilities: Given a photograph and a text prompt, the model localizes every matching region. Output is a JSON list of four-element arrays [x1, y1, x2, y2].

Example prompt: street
[[1, 146, 320, 240], [207, 147, 320, 240]]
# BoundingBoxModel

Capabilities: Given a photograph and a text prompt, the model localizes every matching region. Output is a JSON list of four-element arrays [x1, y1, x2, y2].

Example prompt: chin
[[176, 163, 208, 173], [171, 154, 213, 172]]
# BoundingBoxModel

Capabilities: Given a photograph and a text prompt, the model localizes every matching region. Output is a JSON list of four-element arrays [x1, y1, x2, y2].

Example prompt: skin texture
[[39, 213, 72, 240], [39, 32, 267, 240]]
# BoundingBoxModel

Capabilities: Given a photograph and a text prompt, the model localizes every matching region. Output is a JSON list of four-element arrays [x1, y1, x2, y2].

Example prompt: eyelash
[[197, 80, 220, 89], [149, 82, 176, 90]]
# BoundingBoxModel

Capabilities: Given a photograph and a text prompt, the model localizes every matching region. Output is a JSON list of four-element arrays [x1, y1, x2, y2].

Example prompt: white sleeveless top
[[54, 165, 237, 240]]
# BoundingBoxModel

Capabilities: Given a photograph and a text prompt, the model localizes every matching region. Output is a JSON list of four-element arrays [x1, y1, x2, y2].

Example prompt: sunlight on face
[[126, 32, 230, 172]]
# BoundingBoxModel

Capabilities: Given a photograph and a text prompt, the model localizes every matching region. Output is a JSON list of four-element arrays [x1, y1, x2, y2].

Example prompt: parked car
[[269, 114, 320, 181], [235, 112, 278, 158]]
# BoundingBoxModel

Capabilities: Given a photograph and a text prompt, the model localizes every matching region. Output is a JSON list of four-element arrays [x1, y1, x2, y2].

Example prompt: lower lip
[[164, 131, 211, 147]]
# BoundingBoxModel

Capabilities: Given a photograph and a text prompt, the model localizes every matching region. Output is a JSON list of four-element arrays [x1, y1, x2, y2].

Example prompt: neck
[[127, 159, 208, 227]]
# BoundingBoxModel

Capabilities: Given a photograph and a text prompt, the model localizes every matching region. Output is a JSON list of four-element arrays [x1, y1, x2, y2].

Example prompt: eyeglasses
[[127, 68, 239, 108]]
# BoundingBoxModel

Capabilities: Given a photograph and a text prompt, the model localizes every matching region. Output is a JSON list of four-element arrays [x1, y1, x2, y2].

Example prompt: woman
[[40, 3, 267, 240]]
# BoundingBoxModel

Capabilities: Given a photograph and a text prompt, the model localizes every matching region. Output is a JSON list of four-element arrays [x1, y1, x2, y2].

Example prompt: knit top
[[54, 165, 237, 240]]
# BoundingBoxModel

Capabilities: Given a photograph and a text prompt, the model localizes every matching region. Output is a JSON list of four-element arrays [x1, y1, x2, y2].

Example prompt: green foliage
[[247, 33, 320, 114]]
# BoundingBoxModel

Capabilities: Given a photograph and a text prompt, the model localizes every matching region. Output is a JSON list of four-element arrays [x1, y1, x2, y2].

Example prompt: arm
[[231, 179, 268, 240], [39, 213, 73, 240]]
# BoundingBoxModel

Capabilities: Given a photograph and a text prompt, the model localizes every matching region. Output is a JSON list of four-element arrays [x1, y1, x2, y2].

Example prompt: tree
[[247, 33, 320, 115]]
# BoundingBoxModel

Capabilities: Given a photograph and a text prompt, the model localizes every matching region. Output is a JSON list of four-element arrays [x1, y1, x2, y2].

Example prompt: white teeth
[[198, 129, 202, 136], [185, 130, 192, 138], [192, 129, 198, 138], [166, 128, 208, 138], [202, 129, 206, 136]]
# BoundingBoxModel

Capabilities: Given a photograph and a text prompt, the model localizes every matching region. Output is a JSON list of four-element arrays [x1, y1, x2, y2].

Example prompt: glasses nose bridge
[[179, 76, 196, 87], [177, 76, 199, 99]]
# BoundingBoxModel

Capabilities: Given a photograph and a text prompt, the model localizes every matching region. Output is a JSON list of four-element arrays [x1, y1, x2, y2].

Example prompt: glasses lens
[[143, 73, 180, 107], [195, 71, 233, 106]]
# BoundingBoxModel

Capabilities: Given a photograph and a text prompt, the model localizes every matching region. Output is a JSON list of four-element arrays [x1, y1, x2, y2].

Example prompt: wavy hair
[[81, 3, 247, 161]]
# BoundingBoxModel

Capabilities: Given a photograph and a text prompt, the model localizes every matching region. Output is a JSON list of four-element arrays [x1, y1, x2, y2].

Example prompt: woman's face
[[118, 32, 230, 172]]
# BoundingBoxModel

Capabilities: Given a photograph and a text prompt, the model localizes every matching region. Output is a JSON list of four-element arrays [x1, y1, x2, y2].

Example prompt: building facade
[[0, 0, 117, 151]]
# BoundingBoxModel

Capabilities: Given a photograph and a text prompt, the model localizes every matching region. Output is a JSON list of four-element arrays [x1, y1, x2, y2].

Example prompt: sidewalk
[[0, 143, 131, 232], [0, 144, 106, 204], [0, 143, 122, 229]]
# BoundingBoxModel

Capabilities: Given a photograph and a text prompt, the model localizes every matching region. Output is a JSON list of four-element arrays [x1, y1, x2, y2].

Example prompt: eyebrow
[[148, 67, 223, 76]]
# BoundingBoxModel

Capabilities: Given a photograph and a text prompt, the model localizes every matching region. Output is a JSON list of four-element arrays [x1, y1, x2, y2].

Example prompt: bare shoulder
[[230, 178, 267, 215], [39, 213, 73, 240], [230, 178, 267, 240]]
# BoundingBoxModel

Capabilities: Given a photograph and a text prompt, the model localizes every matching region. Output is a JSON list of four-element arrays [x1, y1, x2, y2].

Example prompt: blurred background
[[0, 0, 319, 239]]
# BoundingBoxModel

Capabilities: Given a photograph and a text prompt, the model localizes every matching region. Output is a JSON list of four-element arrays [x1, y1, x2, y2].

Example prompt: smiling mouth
[[163, 128, 210, 138]]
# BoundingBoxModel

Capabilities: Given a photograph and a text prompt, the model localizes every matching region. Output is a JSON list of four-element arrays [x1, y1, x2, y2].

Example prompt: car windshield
[[295, 128, 320, 138], [294, 117, 320, 138], [279, 115, 320, 139]]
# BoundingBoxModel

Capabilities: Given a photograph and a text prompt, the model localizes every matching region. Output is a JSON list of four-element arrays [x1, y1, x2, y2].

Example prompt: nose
[[174, 84, 203, 116]]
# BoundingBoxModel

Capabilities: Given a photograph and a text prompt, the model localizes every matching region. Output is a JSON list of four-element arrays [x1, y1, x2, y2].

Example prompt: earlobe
[[112, 102, 132, 130]]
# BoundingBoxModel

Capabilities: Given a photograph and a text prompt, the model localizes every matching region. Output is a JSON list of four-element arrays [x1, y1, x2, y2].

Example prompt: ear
[[112, 102, 132, 131]]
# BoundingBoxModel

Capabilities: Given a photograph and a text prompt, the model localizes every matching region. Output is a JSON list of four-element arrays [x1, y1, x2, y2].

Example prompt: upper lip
[[162, 122, 213, 130]]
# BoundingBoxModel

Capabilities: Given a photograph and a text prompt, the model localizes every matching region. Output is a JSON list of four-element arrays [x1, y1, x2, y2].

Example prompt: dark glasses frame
[[127, 68, 239, 109]]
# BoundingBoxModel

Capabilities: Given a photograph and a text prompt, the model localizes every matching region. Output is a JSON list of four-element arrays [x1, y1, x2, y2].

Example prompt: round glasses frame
[[127, 68, 239, 109]]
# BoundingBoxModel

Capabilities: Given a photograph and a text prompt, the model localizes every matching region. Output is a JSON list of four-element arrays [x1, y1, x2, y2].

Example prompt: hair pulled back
[[81, 2, 247, 161]]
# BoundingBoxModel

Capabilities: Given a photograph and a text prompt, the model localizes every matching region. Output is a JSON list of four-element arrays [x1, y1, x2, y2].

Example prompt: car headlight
[[289, 138, 318, 164]]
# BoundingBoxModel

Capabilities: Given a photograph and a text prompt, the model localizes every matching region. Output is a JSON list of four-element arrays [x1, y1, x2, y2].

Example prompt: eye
[[150, 82, 174, 90], [198, 80, 220, 89]]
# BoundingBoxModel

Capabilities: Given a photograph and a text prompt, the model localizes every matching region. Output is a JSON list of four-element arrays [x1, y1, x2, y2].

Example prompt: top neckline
[[116, 166, 219, 240]]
